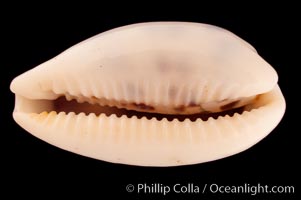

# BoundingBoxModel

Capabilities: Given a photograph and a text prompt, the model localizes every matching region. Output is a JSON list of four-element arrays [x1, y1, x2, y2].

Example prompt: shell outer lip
[[12, 86, 285, 166]]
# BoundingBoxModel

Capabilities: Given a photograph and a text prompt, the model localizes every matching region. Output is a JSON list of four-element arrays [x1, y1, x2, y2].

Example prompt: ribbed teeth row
[[26, 109, 260, 150], [50, 74, 252, 108], [29, 109, 254, 129], [64, 93, 119, 107]]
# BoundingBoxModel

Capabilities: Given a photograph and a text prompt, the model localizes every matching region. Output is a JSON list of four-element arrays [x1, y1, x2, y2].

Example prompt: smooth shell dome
[[10, 22, 278, 106]]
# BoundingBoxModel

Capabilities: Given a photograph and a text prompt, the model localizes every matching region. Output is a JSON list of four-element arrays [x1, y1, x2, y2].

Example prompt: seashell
[[10, 22, 285, 166]]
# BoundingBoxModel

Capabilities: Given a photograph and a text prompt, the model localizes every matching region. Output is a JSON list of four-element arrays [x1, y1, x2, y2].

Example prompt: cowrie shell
[[10, 22, 285, 166]]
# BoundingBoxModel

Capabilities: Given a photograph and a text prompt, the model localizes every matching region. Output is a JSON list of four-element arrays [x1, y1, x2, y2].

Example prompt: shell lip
[[10, 72, 270, 120], [11, 85, 286, 166]]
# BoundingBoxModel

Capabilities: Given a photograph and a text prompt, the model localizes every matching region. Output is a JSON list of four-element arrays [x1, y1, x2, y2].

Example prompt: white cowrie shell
[[10, 22, 285, 166]]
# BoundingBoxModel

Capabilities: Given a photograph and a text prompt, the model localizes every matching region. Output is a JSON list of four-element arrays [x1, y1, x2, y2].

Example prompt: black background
[[2, 5, 298, 199]]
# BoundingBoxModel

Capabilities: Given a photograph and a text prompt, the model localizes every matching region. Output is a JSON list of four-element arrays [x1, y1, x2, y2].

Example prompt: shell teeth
[[30, 106, 260, 137], [64, 74, 76, 96], [14, 86, 284, 166], [45, 77, 254, 114], [142, 80, 150, 105], [121, 81, 129, 102], [89, 78, 100, 100], [65, 94, 74, 101]]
